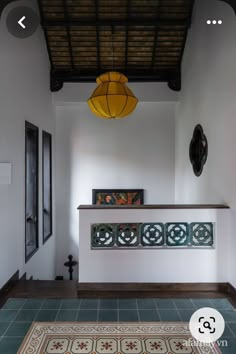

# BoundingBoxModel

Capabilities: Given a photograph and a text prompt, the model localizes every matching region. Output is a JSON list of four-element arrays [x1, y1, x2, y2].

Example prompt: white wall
[[55, 101, 176, 278], [175, 0, 236, 286], [0, 0, 56, 287], [79, 208, 228, 283]]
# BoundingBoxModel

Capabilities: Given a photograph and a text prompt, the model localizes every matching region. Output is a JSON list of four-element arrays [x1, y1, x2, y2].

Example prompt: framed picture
[[25, 121, 39, 262], [42, 131, 53, 244], [92, 189, 144, 205]]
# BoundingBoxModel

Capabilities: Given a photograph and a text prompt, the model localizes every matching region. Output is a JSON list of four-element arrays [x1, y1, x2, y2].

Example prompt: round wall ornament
[[189, 124, 208, 177]]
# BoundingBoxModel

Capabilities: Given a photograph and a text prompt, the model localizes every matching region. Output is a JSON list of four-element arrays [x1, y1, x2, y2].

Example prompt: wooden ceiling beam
[[52, 70, 177, 82], [42, 18, 190, 28]]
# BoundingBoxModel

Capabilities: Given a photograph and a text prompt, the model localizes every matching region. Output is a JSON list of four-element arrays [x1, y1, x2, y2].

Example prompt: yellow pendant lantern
[[87, 72, 138, 119]]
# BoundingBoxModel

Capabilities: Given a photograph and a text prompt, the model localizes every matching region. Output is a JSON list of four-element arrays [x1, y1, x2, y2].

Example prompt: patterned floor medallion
[[17, 322, 222, 354]]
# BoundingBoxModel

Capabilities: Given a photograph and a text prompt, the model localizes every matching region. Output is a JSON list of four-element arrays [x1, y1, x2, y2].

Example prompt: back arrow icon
[[18, 16, 26, 29]]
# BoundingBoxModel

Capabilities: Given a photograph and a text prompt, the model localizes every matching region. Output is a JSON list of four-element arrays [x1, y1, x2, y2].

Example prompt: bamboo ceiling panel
[[38, 0, 195, 91]]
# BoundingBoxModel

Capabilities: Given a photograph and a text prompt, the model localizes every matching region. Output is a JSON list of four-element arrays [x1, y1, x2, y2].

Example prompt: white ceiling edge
[[53, 82, 179, 105]]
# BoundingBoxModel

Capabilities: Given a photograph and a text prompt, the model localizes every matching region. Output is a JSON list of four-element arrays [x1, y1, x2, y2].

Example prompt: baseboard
[[20, 272, 27, 280], [228, 282, 236, 296], [78, 282, 229, 293], [0, 270, 19, 302]]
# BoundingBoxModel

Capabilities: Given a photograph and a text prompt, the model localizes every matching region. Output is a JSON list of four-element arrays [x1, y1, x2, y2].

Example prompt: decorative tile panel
[[166, 223, 189, 246], [91, 224, 115, 248], [91, 222, 214, 249], [116, 223, 139, 247], [141, 223, 164, 246], [190, 223, 214, 246]]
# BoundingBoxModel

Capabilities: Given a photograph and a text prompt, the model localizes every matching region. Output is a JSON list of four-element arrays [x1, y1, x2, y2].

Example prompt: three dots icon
[[207, 20, 223, 25]]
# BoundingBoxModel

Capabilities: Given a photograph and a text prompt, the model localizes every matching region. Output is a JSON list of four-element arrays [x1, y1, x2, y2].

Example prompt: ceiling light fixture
[[87, 71, 138, 119], [88, 25, 138, 119]]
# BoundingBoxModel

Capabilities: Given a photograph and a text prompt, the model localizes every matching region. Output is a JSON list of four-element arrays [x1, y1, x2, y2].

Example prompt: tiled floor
[[0, 298, 236, 353]]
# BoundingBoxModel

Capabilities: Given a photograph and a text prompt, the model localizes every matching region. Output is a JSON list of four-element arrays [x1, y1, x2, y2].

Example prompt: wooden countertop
[[78, 204, 229, 210]]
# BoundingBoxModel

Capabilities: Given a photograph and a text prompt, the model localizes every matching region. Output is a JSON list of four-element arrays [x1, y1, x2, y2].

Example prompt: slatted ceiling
[[38, 0, 195, 91]]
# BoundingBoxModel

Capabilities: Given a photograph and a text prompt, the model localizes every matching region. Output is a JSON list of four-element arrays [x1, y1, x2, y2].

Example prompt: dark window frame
[[42, 130, 53, 244], [25, 121, 39, 263]]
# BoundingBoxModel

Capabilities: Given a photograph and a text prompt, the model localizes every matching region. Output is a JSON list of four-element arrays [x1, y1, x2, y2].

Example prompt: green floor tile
[[60, 299, 81, 309], [100, 299, 118, 309], [0, 310, 18, 322], [178, 309, 195, 322], [118, 299, 137, 310], [154, 299, 176, 309], [210, 299, 235, 310], [119, 310, 139, 322], [42, 299, 62, 309], [223, 324, 236, 338], [219, 338, 236, 354], [56, 310, 78, 321], [158, 310, 181, 321], [0, 337, 24, 354], [35, 310, 57, 322], [228, 323, 236, 336], [191, 298, 212, 309], [0, 322, 10, 336], [77, 310, 98, 322], [221, 311, 236, 323], [80, 299, 99, 309], [2, 299, 26, 310], [139, 310, 160, 321], [98, 310, 118, 322], [173, 299, 195, 309], [5, 322, 31, 337], [22, 299, 44, 309], [15, 309, 38, 322], [137, 299, 156, 309]]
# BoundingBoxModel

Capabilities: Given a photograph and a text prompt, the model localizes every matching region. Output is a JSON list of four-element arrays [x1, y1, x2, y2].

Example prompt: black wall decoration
[[189, 124, 208, 177], [42, 131, 53, 244], [25, 121, 39, 262]]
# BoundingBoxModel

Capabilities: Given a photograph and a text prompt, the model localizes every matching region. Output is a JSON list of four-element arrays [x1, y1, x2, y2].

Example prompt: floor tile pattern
[[0, 298, 235, 353], [17, 322, 221, 354]]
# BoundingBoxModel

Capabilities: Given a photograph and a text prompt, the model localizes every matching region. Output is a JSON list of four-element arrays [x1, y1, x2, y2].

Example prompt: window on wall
[[42, 131, 53, 243], [25, 121, 39, 262]]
